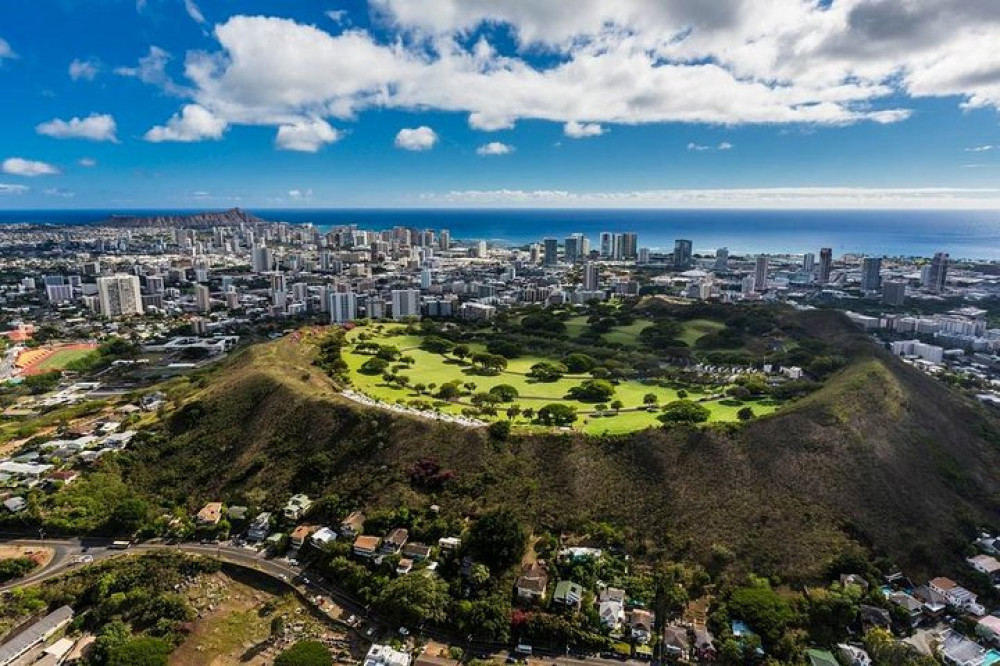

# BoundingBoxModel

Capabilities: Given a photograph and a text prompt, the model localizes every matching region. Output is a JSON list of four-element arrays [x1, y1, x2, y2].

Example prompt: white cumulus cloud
[[288, 188, 313, 200], [184, 0, 206, 24], [69, 58, 100, 81], [78, 157, 97, 167], [275, 119, 341, 152], [966, 145, 994, 152], [36, 114, 118, 142], [394, 126, 438, 151], [476, 141, 514, 156], [144, 104, 227, 142], [564, 121, 604, 138], [0, 38, 15, 61], [2, 158, 60, 177], [0, 183, 29, 194], [97, 2, 1000, 148]]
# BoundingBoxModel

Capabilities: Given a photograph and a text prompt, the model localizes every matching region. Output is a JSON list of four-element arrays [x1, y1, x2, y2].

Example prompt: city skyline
[[1, 0, 1000, 209]]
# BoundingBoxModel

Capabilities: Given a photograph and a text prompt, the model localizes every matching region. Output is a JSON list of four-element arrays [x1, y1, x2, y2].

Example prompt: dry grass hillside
[[119, 314, 1000, 580]]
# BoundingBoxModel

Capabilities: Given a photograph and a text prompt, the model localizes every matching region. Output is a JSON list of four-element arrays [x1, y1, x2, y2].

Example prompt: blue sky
[[1, 0, 999, 209]]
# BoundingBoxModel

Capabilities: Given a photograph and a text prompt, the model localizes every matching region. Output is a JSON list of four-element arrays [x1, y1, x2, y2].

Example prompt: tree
[[506, 404, 522, 420], [452, 344, 470, 361], [375, 572, 450, 627], [467, 508, 528, 573], [422, 336, 455, 354], [610, 400, 624, 413], [658, 400, 711, 425], [528, 361, 568, 382], [436, 380, 463, 399], [107, 636, 172, 666], [737, 406, 754, 421], [563, 353, 596, 373], [643, 393, 659, 406], [274, 640, 333, 666], [489, 384, 520, 402], [488, 420, 512, 440], [375, 345, 402, 361], [470, 563, 492, 586], [595, 403, 608, 414], [537, 403, 578, 426], [359, 357, 390, 375], [566, 379, 616, 403], [728, 584, 794, 648]]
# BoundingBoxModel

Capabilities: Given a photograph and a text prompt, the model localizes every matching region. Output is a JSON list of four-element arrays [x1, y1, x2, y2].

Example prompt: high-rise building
[[802, 252, 815, 273], [195, 284, 212, 312], [421, 268, 432, 289], [329, 291, 358, 323], [438, 229, 451, 251], [620, 232, 638, 260], [251, 242, 271, 273], [564, 234, 585, 262], [391, 289, 421, 320], [582, 262, 599, 291], [818, 248, 833, 284], [861, 257, 882, 292], [97, 274, 143, 317], [882, 280, 907, 306], [674, 239, 693, 269], [754, 256, 769, 292], [599, 232, 614, 258], [637, 248, 650, 264], [926, 252, 949, 293], [714, 247, 729, 271], [543, 238, 559, 266]]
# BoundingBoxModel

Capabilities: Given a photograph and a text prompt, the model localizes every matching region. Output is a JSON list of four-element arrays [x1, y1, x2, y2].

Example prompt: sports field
[[17, 344, 98, 375], [342, 326, 779, 434]]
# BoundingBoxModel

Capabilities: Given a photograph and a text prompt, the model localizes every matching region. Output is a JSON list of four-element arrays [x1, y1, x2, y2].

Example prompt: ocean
[[1, 208, 999, 260]]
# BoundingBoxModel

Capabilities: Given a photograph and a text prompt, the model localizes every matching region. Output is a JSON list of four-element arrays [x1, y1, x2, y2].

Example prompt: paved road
[[0, 537, 656, 666]]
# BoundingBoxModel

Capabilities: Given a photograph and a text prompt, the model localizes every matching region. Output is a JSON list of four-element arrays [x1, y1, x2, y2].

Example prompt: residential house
[[438, 536, 461, 551], [311, 527, 338, 547], [340, 511, 365, 538], [940, 629, 988, 666], [3, 497, 27, 513], [840, 574, 870, 592], [382, 528, 409, 554], [515, 562, 549, 602], [888, 591, 924, 627], [552, 580, 584, 609], [929, 577, 986, 616], [290, 524, 318, 549], [196, 502, 223, 526], [364, 644, 411, 666], [912, 585, 948, 620], [628, 609, 656, 644], [692, 627, 717, 662], [354, 535, 381, 559], [978, 616, 1000, 645], [48, 470, 79, 485], [401, 543, 432, 561], [396, 558, 414, 575], [283, 494, 312, 521], [662, 626, 691, 661], [859, 604, 892, 630], [247, 512, 272, 541], [598, 587, 626, 631], [969, 555, 1000, 584], [837, 644, 872, 666], [806, 649, 840, 666]]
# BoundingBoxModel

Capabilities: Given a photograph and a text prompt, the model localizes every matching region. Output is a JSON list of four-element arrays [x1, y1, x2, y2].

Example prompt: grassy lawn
[[34, 348, 96, 371], [342, 325, 783, 433], [602, 320, 653, 346], [563, 315, 591, 338], [677, 319, 725, 346]]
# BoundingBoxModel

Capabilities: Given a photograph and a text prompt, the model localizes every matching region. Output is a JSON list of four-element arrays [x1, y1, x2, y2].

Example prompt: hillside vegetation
[[116, 312, 1000, 580]]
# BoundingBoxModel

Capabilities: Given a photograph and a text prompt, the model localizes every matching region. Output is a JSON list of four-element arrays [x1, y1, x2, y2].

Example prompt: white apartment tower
[[98, 274, 143, 316]]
